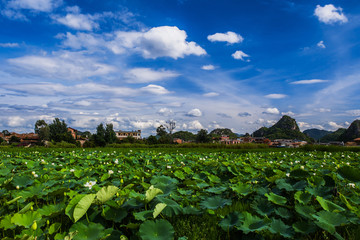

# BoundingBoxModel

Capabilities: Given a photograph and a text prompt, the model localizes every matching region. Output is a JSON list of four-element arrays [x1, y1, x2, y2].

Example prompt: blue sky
[[1, 0, 360, 136]]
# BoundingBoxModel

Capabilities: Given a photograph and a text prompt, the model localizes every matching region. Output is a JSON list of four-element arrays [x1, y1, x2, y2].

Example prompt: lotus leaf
[[139, 219, 174, 240], [153, 203, 167, 218], [11, 211, 41, 228], [73, 194, 96, 222], [145, 186, 163, 203], [219, 211, 243, 231], [268, 218, 294, 238], [265, 192, 287, 206], [96, 185, 119, 203], [69, 222, 112, 240], [200, 196, 231, 210]]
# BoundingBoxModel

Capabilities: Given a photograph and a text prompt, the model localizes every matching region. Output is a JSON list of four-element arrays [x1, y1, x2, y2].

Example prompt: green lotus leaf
[[338, 166, 360, 182], [96, 185, 118, 204], [312, 211, 348, 234], [0, 215, 15, 230], [292, 221, 317, 234], [316, 196, 345, 212], [65, 194, 85, 221], [12, 176, 33, 188], [153, 203, 167, 218], [207, 175, 221, 183], [38, 203, 65, 217], [292, 180, 308, 191], [11, 211, 41, 228], [182, 206, 201, 215], [0, 168, 11, 177], [139, 219, 174, 240], [18, 202, 34, 214], [48, 223, 62, 235], [196, 182, 209, 189], [294, 191, 312, 205], [73, 194, 96, 222], [69, 222, 112, 240], [177, 189, 193, 195], [275, 179, 293, 191], [265, 192, 287, 206], [274, 207, 292, 219], [219, 211, 244, 231], [251, 198, 275, 216], [156, 197, 182, 217], [102, 207, 128, 223], [145, 186, 163, 203], [236, 211, 269, 234], [205, 186, 227, 194], [174, 170, 185, 180], [268, 218, 294, 238], [200, 196, 232, 210], [134, 210, 153, 221], [230, 182, 252, 196], [295, 204, 316, 220]]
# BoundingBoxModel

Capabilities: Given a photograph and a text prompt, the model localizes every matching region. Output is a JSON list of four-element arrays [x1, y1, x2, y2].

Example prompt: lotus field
[[1, 149, 360, 240]]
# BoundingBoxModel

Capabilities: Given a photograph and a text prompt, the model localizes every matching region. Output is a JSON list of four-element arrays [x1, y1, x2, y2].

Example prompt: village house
[[115, 130, 142, 140]]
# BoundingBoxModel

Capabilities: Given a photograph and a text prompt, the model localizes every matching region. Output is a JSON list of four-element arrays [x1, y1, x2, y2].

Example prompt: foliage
[[0, 149, 360, 239], [320, 128, 347, 143], [171, 131, 195, 142], [35, 120, 50, 141], [210, 128, 238, 139], [104, 123, 117, 144], [9, 135, 21, 143], [49, 118, 75, 143], [196, 129, 211, 143]]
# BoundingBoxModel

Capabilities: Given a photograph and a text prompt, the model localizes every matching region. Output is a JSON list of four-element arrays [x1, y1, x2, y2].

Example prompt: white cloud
[[8, 116, 26, 127], [232, 50, 250, 61], [346, 110, 360, 116], [207, 31, 243, 44], [8, 51, 116, 80], [187, 108, 202, 117], [201, 65, 215, 70], [126, 68, 179, 83], [157, 108, 173, 117], [187, 120, 204, 130], [52, 12, 99, 31], [317, 40, 326, 49], [328, 121, 345, 130], [130, 120, 162, 130], [7, 0, 62, 12], [0, 43, 20, 48], [298, 122, 325, 130], [110, 26, 206, 59], [290, 79, 328, 85], [262, 108, 280, 115], [140, 84, 171, 95], [203, 92, 219, 97], [265, 94, 287, 99], [59, 32, 106, 50], [281, 111, 295, 116], [314, 4, 348, 24]]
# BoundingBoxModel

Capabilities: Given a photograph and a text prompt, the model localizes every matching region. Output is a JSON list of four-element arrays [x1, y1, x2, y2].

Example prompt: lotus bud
[[31, 221, 37, 230]]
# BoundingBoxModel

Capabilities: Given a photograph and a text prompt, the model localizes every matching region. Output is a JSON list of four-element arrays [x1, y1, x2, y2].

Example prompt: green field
[[1, 148, 360, 240]]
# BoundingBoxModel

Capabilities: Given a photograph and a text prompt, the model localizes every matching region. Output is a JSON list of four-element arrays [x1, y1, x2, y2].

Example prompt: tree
[[196, 129, 210, 143], [156, 125, 167, 137], [93, 123, 106, 147], [171, 131, 195, 141], [146, 135, 158, 145], [2, 130, 10, 136], [35, 120, 50, 141], [9, 135, 21, 144], [48, 118, 75, 143], [166, 120, 176, 134], [0, 137, 3, 144], [105, 123, 117, 144]]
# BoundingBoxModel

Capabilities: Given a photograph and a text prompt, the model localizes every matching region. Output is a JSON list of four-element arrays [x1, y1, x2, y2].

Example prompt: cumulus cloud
[[0, 43, 20, 48], [8, 116, 26, 127], [262, 108, 280, 115], [7, 0, 61, 12], [8, 51, 116, 80], [298, 122, 325, 130], [187, 120, 204, 130], [186, 108, 202, 117], [207, 31, 243, 44], [328, 121, 346, 130], [265, 94, 287, 99], [290, 79, 328, 85], [203, 92, 219, 97], [232, 50, 250, 61], [281, 111, 295, 116], [109, 26, 206, 59], [52, 6, 99, 31], [317, 40, 326, 49], [238, 112, 251, 117], [157, 108, 173, 117], [201, 65, 215, 70], [140, 84, 171, 95], [126, 68, 179, 83], [314, 4, 348, 24]]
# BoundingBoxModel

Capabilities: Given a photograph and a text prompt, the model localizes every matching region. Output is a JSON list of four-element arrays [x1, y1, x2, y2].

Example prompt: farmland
[[0, 148, 360, 240]]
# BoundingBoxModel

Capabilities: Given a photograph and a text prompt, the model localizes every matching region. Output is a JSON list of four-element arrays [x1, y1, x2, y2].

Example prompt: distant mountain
[[339, 120, 360, 142], [210, 128, 237, 139], [303, 129, 333, 141], [320, 128, 346, 143], [253, 115, 313, 141]]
